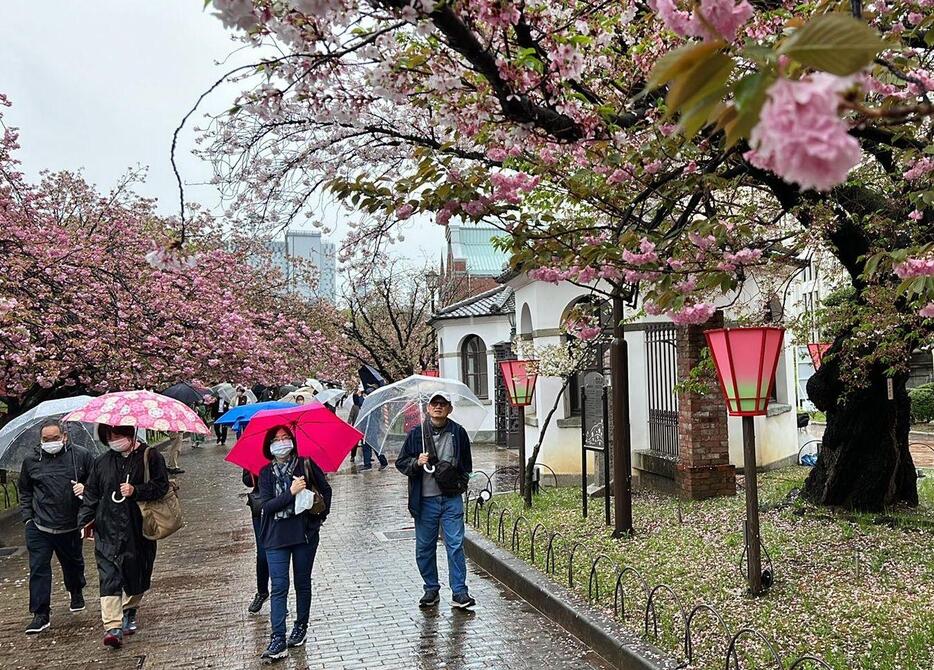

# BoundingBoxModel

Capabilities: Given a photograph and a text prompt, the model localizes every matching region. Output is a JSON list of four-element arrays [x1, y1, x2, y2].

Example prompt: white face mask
[[40, 440, 65, 455], [109, 436, 133, 452], [270, 439, 293, 458]]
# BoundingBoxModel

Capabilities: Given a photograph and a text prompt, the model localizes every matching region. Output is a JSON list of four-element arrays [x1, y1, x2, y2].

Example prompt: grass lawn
[[474, 468, 934, 670]]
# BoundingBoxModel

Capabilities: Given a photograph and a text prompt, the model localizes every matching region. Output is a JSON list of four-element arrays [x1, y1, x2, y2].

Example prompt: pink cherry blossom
[[920, 302, 934, 318], [894, 258, 934, 279], [668, 302, 716, 325], [746, 74, 861, 192], [395, 203, 415, 220], [651, 0, 754, 42]]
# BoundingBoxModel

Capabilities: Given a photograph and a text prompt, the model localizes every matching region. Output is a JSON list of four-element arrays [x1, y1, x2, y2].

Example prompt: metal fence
[[465, 486, 833, 670], [645, 323, 680, 458]]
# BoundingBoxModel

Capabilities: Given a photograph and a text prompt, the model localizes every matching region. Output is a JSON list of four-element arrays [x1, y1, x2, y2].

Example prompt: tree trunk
[[803, 342, 917, 511]]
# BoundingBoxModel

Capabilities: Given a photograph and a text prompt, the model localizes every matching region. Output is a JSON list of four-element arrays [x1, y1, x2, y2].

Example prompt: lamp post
[[806, 342, 831, 370], [704, 326, 785, 595], [499, 359, 539, 503]]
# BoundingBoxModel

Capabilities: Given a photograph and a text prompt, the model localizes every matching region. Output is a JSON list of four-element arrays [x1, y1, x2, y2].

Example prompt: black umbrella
[[359, 365, 386, 390], [160, 382, 209, 408]]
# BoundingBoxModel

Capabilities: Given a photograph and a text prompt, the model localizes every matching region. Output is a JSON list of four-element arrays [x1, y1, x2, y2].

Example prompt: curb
[[464, 529, 678, 670]]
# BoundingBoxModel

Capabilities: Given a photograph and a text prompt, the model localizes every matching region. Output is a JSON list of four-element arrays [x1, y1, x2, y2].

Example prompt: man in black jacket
[[396, 393, 475, 610], [19, 419, 94, 634]]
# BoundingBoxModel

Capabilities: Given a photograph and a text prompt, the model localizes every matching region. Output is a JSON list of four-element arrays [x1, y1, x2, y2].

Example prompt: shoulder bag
[[138, 446, 184, 540], [424, 423, 469, 497]]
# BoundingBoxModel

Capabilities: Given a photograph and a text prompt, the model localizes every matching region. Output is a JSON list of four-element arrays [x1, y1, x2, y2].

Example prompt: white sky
[[1, 0, 445, 275]]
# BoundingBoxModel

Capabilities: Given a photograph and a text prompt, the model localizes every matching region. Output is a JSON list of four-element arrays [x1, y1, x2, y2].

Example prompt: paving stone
[[0, 438, 609, 670]]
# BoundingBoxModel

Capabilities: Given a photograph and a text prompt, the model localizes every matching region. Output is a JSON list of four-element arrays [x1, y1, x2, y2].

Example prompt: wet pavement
[[0, 431, 610, 670]]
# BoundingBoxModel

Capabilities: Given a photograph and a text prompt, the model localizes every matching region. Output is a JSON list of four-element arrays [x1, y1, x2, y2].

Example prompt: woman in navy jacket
[[255, 425, 331, 661]]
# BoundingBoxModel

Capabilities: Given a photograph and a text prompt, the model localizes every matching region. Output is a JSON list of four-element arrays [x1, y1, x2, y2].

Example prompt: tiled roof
[[448, 225, 509, 277], [430, 285, 514, 323]]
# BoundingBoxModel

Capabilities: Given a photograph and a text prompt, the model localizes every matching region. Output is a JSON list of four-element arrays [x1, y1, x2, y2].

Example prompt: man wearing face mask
[[77, 424, 169, 649], [19, 419, 94, 635]]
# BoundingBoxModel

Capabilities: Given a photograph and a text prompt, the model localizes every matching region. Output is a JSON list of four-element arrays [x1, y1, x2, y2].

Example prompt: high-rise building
[[266, 229, 337, 303]]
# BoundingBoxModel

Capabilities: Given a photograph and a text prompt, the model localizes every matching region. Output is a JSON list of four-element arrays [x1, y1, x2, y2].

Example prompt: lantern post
[[806, 343, 831, 370], [704, 326, 785, 595], [499, 359, 539, 503]]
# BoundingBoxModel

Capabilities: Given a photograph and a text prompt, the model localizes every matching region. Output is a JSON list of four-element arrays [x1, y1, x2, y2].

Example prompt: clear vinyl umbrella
[[354, 375, 488, 456], [212, 383, 257, 405], [0, 396, 103, 470], [314, 388, 346, 406]]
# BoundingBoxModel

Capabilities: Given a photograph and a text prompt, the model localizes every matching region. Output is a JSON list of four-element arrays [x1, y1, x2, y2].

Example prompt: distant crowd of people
[[19, 385, 475, 661]]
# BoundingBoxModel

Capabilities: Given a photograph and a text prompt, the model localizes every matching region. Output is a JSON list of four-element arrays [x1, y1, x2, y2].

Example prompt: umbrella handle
[[421, 451, 435, 474], [111, 475, 130, 503]]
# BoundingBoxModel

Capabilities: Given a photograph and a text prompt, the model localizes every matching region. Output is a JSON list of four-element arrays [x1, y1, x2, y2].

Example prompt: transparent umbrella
[[354, 375, 488, 456], [0, 396, 103, 470], [212, 383, 257, 405], [314, 388, 346, 407]]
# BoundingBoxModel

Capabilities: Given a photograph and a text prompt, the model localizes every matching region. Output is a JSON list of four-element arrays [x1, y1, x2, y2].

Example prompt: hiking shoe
[[248, 592, 269, 614], [452, 592, 476, 609], [419, 590, 440, 608], [122, 608, 137, 635], [261, 635, 288, 660], [103, 628, 123, 649], [70, 591, 86, 612], [25, 613, 49, 634], [287, 623, 307, 647]]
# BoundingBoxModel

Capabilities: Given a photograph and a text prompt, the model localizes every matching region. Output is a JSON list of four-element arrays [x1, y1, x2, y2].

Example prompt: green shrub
[[908, 383, 934, 424]]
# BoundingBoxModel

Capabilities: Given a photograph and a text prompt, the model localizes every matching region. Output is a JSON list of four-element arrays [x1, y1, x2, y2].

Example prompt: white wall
[[434, 315, 511, 440]]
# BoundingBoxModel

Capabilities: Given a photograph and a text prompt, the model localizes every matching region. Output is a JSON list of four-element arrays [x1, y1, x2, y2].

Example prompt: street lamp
[[499, 359, 539, 503], [806, 342, 831, 370], [704, 326, 784, 595]]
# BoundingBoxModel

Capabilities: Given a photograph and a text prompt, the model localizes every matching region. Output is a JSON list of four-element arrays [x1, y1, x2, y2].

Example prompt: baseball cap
[[428, 391, 453, 405]]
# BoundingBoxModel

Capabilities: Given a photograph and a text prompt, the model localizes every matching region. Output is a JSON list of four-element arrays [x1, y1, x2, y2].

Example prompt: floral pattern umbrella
[[64, 390, 210, 434]]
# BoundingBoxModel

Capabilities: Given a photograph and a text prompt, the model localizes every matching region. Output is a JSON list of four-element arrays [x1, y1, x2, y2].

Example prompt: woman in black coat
[[255, 425, 331, 661], [77, 425, 169, 650]]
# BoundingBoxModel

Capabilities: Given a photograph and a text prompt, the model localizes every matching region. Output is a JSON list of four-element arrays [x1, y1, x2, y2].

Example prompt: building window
[[461, 335, 488, 399]]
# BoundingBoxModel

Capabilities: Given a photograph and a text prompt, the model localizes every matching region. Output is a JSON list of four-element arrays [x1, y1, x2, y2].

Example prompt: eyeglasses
[[428, 400, 450, 407]]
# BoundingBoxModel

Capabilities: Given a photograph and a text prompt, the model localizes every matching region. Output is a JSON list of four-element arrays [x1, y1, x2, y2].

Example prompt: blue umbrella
[[215, 401, 298, 432]]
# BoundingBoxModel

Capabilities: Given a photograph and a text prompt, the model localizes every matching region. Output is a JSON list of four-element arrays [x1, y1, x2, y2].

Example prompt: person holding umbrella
[[77, 425, 170, 649], [254, 425, 331, 660], [396, 392, 475, 610], [242, 466, 270, 616], [19, 419, 94, 634]]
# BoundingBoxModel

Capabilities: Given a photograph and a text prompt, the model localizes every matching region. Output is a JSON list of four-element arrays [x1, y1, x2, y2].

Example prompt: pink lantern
[[421, 369, 440, 378], [704, 327, 785, 417], [499, 360, 539, 407], [807, 343, 831, 370]]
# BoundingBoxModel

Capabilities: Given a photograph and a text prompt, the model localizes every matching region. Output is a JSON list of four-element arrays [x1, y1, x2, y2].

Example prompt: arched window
[[461, 335, 488, 399]]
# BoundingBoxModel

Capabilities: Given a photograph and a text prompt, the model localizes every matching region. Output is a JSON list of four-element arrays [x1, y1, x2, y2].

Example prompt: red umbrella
[[225, 404, 363, 475]]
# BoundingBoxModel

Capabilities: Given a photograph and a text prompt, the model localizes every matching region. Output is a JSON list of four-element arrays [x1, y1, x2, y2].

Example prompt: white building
[[266, 229, 337, 303], [431, 269, 803, 493]]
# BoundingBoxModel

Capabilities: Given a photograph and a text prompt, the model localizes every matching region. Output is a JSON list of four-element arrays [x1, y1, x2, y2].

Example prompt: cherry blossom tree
[[199, 2, 933, 509], [0, 96, 353, 417]]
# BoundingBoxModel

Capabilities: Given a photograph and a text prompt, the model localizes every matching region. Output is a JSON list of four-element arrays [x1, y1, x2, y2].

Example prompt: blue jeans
[[415, 495, 467, 596], [266, 537, 319, 637]]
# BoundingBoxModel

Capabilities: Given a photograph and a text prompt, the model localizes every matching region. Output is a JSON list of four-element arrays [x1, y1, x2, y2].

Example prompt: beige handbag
[[138, 446, 184, 540]]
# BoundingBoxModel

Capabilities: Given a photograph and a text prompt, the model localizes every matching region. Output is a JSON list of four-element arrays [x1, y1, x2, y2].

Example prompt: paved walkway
[[0, 436, 609, 670]]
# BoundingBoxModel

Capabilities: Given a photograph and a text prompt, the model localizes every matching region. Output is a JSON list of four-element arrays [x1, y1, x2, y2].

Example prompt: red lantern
[[421, 369, 440, 377], [499, 359, 539, 407], [704, 327, 785, 417], [806, 343, 831, 370]]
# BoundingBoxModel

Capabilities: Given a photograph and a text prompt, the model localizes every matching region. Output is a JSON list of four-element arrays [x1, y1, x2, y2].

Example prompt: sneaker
[[122, 608, 137, 635], [359, 466, 373, 471], [103, 628, 123, 649], [418, 590, 440, 608], [287, 623, 307, 647], [452, 592, 476, 609], [70, 591, 86, 612], [167, 467, 185, 474], [378, 458, 388, 471], [261, 634, 288, 660], [248, 592, 269, 614], [25, 613, 50, 634]]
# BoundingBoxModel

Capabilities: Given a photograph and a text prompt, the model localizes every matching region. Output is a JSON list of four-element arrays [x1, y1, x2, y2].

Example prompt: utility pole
[[610, 290, 633, 536]]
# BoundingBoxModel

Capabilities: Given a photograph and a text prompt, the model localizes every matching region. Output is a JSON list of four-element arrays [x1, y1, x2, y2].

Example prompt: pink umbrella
[[225, 404, 362, 475], [64, 390, 210, 434]]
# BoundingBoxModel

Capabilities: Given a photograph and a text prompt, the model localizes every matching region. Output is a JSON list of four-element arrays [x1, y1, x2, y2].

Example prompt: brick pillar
[[675, 311, 736, 499]]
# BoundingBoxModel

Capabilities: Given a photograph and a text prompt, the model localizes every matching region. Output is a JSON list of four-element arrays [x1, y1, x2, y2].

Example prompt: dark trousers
[[266, 536, 319, 637], [214, 422, 228, 444], [252, 515, 269, 596], [26, 523, 86, 615], [363, 443, 387, 468]]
